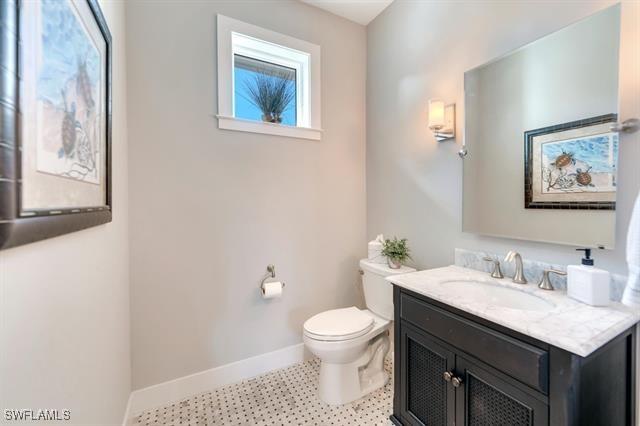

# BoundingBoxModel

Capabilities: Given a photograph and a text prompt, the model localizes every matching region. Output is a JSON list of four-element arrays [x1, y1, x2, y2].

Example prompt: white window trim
[[216, 14, 322, 140]]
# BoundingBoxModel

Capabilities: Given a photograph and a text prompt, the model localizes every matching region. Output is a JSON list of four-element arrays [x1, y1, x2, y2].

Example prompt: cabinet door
[[399, 323, 455, 426], [455, 356, 548, 426]]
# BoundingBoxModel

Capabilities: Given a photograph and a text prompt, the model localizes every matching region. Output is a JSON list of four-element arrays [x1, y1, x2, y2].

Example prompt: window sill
[[216, 115, 322, 141]]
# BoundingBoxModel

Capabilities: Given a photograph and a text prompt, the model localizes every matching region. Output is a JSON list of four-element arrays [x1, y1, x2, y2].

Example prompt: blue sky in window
[[234, 67, 296, 126]]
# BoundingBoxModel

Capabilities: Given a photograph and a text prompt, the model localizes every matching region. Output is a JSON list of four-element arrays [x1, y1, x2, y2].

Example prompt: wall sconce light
[[428, 99, 455, 142]]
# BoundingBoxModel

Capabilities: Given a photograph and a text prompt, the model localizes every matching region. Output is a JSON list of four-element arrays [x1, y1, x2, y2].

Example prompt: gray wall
[[367, 1, 640, 274], [126, 1, 367, 389], [0, 0, 131, 423]]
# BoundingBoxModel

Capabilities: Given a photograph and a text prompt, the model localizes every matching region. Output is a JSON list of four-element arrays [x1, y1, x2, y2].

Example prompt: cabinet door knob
[[443, 371, 454, 382], [452, 376, 463, 388]]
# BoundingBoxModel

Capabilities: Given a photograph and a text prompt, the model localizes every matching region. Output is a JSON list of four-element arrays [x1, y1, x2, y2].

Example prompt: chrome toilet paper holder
[[261, 264, 285, 292]]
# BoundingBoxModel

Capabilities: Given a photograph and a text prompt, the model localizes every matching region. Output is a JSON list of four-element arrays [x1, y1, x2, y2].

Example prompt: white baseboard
[[125, 343, 311, 422], [122, 392, 133, 426]]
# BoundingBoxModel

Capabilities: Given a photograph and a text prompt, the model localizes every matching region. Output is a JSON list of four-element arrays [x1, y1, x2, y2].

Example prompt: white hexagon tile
[[130, 358, 394, 426]]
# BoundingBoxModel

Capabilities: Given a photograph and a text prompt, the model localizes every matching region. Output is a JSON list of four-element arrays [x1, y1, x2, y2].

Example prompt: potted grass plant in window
[[243, 67, 295, 124], [381, 237, 412, 269]]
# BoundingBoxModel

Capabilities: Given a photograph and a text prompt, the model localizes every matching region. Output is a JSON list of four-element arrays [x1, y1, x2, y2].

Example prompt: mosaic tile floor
[[130, 357, 393, 426]]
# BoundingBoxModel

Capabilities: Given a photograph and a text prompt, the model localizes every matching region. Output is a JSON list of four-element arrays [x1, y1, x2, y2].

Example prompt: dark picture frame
[[524, 114, 618, 210], [0, 0, 112, 250]]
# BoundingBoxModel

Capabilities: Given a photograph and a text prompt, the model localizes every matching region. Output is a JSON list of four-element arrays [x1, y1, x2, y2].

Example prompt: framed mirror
[[463, 4, 621, 249]]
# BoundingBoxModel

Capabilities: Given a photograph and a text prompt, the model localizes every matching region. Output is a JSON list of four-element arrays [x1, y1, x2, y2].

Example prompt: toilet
[[303, 259, 416, 405]]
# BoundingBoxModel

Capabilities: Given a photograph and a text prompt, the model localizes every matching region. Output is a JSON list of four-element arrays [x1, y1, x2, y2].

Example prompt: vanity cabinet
[[392, 286, 636, 426]]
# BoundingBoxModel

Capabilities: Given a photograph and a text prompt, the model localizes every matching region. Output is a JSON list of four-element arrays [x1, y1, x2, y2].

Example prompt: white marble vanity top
[[387, 265, 640, 357]]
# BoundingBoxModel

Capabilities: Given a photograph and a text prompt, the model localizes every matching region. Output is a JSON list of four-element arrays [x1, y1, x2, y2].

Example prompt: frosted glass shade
[[428, 99, 445, 130]]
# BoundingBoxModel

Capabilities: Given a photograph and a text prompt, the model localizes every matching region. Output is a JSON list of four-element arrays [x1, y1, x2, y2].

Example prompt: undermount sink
[[440, 280, 555, 312]]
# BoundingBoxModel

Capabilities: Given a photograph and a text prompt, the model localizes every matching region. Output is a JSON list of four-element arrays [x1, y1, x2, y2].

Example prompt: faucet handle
[[538, 269, 567, 291], [483, 257, 504, 279]]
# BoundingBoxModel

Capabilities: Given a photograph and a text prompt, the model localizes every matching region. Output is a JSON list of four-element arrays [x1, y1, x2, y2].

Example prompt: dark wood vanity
[[391, 286, 637, 426]]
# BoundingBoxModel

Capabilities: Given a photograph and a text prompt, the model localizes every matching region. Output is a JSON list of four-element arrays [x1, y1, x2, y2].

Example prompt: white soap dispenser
[[567, 248, 610, 306]]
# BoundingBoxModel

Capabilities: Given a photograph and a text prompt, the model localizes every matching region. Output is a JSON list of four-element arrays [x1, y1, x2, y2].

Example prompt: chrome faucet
[[504, 251, 527, 284]]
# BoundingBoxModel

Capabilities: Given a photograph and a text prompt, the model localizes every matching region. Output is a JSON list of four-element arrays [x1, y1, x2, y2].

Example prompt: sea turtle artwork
[[575, 167, 594, 187], [60, 88, 78, 158], [551, 151, 575, 168], [541, 134, 618, 194], [76, 58, 96, 111], [34, 0, 103, 185]]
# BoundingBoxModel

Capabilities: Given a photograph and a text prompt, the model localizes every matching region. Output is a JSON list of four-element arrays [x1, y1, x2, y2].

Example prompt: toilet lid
[[303, 307, 374, 341]]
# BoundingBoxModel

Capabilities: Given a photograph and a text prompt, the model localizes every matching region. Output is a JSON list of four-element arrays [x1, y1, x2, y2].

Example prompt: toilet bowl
[[303, 259, 416, 405], [303, 307, 390, 405]]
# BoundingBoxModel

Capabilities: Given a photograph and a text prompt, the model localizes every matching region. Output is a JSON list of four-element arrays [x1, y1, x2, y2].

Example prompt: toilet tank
[[359, 259, 416, 320]]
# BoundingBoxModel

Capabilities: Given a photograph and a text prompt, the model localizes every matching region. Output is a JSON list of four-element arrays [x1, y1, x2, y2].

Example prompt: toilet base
[[317, 332, 390, 405]]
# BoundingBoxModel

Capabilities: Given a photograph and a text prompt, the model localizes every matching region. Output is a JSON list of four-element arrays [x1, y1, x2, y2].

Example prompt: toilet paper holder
[[261, 264, 285, 291]]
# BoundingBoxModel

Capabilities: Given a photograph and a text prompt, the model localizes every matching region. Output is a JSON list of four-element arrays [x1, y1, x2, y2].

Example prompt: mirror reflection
[[463, 4, 621, 248]]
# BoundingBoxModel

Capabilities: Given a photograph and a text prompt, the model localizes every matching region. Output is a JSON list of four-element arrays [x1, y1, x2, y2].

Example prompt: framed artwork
[[524, 114, 618, 210], [0, 0, 112, 249]]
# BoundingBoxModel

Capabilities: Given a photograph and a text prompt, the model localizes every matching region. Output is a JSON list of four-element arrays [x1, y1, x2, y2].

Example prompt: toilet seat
[[303, 307, 374, 342]]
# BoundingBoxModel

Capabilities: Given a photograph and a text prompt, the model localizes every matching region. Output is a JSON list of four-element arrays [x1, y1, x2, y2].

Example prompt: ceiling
[[299, 0, 394, 26]]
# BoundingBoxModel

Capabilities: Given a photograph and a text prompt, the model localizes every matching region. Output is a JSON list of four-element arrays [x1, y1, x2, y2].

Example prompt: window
[[234, 55, 297, 126], [217, 15, 322, 140], [231, 31, 310, 127]]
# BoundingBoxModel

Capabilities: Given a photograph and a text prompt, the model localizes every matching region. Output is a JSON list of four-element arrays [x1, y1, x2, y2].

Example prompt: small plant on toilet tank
[[381, 237, 411, 269]]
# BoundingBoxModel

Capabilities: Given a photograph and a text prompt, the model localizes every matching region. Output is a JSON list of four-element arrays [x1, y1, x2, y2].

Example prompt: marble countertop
[[387, 265, 640, 357]]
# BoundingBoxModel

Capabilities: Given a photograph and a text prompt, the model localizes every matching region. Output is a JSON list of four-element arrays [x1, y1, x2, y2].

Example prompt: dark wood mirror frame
[[0, 0, 112, 250]]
